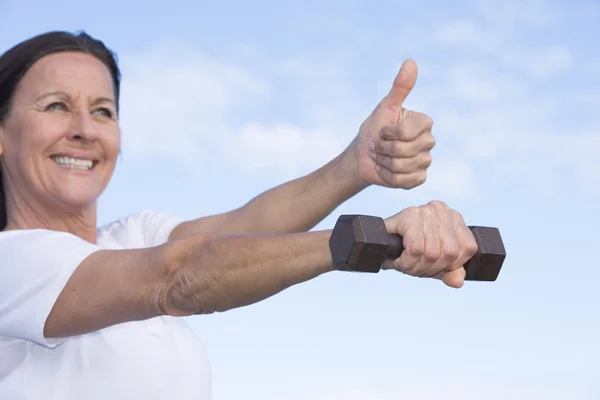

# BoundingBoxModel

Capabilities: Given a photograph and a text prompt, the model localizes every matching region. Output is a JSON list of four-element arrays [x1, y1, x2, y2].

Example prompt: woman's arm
[[44, 230, 334, 339], [170, 152, 366, 239], [45, 200, 476, 340], [171, 61, 438, 239]]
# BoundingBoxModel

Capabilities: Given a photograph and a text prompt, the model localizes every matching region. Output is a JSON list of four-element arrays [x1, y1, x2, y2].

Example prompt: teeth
[[52, 156, 94, 170]]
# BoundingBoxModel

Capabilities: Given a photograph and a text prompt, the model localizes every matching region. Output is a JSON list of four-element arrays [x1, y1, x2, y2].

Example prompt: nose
[[67, 109, 101, 143]]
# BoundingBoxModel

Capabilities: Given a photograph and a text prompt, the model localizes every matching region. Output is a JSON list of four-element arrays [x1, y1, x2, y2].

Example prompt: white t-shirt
[[0, 210, 212, 400]]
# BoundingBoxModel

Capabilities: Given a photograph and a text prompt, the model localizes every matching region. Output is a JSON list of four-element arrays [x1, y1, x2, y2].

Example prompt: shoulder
[[0, 229, 103, 274], [0, 229, 104, 347], [0, 228, 100, 257], [98, 209, 185, 249]]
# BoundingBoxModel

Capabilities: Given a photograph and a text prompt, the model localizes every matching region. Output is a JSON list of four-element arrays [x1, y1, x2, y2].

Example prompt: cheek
[[103, 126, 122, 161], [12, 114, 66, 150]]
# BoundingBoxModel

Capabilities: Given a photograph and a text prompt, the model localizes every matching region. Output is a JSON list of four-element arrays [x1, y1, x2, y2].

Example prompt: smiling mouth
[[51, 156, 98, 170]]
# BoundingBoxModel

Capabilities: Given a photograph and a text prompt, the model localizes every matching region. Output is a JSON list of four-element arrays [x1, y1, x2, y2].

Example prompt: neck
[[3, 193, 98, 244]]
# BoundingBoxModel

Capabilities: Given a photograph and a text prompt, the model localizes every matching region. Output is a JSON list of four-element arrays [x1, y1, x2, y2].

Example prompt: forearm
[[234, 153, 366, 233], [173, 152, 367, 239], [158, 230, 334, 316]]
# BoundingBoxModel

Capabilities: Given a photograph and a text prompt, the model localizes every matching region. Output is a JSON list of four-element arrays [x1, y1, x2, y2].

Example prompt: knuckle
[[464, 237, 479, 256], [397, 125, 411, 140], [392, 141, 404, 155], [451, 209, 466, 223], [399, 261, 416, 273], [419, 202, 435, 217], [444, 245, 461, 262], [392, 158, 405, 172], [404, 206, 421, 219], [428, 200, 449, 211], [424, 115, 434, 129], [409, 171, 427, 187], [408, 244, 425, 258], [425, 133, 436, 149], [421, 153, 433, 168], [410, 111, 424, 120], [391, 174, 408, 187], [423, 249, 440, 262]]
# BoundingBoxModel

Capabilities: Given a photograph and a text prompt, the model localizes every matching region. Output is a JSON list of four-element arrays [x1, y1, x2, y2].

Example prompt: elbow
[[155, 236, 222, 317]]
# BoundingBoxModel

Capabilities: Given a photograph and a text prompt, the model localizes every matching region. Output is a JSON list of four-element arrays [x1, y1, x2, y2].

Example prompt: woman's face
[[0, 51, 121, 215]]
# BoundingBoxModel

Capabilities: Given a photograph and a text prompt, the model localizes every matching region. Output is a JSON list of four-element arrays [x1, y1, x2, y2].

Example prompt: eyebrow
[[35, 91, 115, 106]]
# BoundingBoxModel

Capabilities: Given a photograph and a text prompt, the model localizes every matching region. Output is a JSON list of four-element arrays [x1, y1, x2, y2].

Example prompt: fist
[[350, 59, 436, 189], [383, 201, 478, 288], [368, 110, 435, 188]]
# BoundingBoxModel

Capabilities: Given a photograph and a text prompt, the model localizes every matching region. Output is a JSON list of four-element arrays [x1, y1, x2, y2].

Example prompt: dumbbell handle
[[385, 234, 406, 260], [384, 227, 505, 281]]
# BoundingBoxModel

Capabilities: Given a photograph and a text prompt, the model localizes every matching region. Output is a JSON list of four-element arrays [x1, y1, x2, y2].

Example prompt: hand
[[344, 59, 436, 189], [383, 201, 478, 288]]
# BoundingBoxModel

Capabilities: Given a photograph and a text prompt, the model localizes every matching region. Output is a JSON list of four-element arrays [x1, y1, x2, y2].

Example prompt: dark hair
[[0, 31, 121, 230]]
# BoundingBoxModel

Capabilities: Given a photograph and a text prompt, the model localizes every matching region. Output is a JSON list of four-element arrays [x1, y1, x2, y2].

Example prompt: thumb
[[380, 59, 418, 113], [441, 268, 466, 288]]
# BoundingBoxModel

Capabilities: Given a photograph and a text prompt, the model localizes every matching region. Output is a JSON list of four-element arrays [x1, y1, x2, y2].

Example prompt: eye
[[46, 102, 69, 112], [93, 107, 114, 118]]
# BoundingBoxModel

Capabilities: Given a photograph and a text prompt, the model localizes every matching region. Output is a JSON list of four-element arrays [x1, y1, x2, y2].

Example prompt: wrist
[[331, 147, 371, 195]]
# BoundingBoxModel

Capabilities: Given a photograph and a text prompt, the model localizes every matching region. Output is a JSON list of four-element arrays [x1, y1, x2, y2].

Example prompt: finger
[[426, 201, 462, 276], [379, 59, 418, 114], [375, 165, 427, 189], [374, 133, 436, 158], [449, 210, 479, 269], [380, 112, 433, 141], [441, 267, 466, 288], [408, 205, 441, 277], [368, 151, 432, 174], [388, 207, 424, 273]]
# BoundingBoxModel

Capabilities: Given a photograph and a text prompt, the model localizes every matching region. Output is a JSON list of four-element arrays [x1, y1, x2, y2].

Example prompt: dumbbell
[[329, 214, 506, 281]]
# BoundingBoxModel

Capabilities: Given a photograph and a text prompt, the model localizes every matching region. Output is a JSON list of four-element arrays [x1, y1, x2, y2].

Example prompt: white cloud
[[117, 43, 346, 179], [500, 45, 574, 79], [415, 1, 599, 199], [473, 0, 559, 28], [118, 43, 268, 161], [432, 18, 505, 52], [227, 122, 344, 177], [114, 0, 599, 201]]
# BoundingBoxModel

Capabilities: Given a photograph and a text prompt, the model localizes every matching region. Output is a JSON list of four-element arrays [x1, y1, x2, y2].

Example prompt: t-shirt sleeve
[[0, 230, 103, 348], [97, 210, 185, 250], [137, 209, 186, 247]]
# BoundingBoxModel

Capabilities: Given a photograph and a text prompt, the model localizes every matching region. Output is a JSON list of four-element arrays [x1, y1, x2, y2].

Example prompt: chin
[[50, 186, 104, 212], [45, 173, 111, 211]]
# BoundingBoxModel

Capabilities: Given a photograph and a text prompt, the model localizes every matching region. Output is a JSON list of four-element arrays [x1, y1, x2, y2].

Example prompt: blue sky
[[1, 0, 599, 399]]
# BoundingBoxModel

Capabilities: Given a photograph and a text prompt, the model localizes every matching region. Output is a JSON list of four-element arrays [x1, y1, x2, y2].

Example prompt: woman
[[0, 31, 477, 400]]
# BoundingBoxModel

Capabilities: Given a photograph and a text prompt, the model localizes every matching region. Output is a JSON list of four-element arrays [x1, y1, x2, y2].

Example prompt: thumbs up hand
[[344, 59, 436, 189]]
